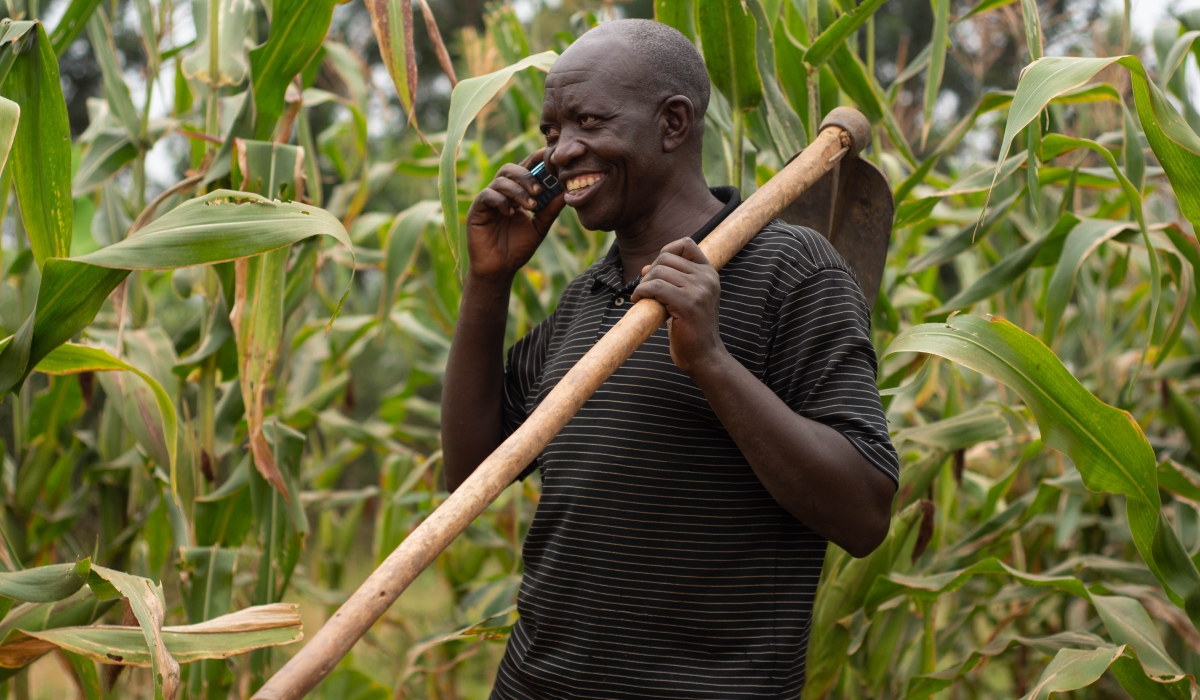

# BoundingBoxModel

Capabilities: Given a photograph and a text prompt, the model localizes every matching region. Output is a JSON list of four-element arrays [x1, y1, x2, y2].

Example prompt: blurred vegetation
[[0, 0, 1192, 696]]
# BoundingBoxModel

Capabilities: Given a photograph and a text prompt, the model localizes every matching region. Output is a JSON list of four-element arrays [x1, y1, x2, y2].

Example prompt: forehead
[[543, 34, 650, 110]]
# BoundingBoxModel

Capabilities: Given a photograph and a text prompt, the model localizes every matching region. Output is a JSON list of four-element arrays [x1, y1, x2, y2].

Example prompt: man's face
[[541, 34, 664, 232]]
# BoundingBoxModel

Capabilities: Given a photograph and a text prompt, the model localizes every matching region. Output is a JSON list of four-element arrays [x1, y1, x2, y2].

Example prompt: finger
[[640, 264, 692, 289], [631, 278, 688, 307], [648, 251, 700, 274], [477, 188, 516, 217], [532, 188, 566, 232], [497, 163, 543, 198], [661, 237, 712, 266], [491, 177, 538, 211], [519, 148, 547, 170]]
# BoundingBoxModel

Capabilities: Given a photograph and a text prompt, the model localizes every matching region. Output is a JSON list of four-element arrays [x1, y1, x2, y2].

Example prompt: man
[[441, 19, 898, 699]]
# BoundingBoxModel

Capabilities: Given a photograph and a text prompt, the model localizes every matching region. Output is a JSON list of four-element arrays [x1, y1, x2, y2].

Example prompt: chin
[[573, 204, 619, 233]]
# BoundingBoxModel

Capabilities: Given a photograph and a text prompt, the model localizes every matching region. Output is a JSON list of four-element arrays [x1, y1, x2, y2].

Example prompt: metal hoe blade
[[779, 121, 893, 311]]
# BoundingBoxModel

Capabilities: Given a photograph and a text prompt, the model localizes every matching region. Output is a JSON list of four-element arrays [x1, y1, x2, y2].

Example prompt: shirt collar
[[590, 186, 742, 294]]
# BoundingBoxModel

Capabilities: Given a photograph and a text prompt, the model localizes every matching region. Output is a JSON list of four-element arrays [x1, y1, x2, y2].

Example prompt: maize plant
[[0, 0, 1194, 696]]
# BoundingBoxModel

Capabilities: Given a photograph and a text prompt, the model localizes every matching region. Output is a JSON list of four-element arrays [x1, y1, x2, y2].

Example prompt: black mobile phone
[[529, 162, 565, 211]]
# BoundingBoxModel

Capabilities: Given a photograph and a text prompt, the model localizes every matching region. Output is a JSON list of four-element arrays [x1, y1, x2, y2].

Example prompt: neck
[[614, 173, 723, 284]]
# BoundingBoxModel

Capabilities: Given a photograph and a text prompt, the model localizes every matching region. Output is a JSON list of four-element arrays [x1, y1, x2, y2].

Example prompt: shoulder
[[723, 220, 860, 290]]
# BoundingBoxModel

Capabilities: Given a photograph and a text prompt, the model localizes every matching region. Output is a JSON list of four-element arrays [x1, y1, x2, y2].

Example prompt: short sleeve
[[764, 266, 899, 483], [502, 315, 555, 479]]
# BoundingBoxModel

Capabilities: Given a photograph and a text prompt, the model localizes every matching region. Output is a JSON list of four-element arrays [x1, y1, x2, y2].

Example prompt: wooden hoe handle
[[253, 108, 869, 700]]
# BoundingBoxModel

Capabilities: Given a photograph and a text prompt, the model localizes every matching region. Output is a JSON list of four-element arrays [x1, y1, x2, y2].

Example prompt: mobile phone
[[529, 162, 565, 211]]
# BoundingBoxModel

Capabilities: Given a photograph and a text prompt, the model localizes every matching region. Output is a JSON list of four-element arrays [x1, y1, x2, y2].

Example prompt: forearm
[[690, 350, 896, 556], [441, 273, 514, 492]]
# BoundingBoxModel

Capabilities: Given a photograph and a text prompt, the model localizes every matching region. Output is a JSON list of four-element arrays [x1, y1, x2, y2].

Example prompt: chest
[[527, 274, 782, 427]]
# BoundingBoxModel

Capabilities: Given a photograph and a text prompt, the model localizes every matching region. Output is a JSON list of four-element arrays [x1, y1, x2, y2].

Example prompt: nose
[[549, 129, 586, 169]]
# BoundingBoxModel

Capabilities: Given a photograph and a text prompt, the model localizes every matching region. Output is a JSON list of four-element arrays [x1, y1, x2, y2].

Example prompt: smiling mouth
[[565, 173, 605, 194]]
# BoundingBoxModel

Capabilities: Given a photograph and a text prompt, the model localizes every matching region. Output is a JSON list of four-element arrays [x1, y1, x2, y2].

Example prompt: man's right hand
[[465, 149, 566, 281]]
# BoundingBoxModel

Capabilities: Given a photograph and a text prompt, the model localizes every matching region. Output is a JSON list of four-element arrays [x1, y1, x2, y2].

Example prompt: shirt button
[[614, 296, 625, 306]]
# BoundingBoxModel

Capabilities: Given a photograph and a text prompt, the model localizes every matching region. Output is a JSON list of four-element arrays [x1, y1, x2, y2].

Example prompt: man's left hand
[[632, 238, 727, 377]]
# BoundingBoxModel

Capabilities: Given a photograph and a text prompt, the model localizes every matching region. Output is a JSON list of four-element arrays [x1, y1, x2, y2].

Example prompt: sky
[[1127, 0, 1200, 36]]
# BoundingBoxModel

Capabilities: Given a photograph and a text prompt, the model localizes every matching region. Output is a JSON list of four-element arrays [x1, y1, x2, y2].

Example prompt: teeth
[[567, 175, 602, 193]]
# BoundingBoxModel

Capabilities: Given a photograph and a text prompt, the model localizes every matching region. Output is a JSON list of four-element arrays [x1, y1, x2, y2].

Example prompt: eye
[[540, 124, 560, 138], [579, 114, 601, 128]]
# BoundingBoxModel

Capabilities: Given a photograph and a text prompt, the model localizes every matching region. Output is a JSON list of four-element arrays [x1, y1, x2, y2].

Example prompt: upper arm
[[764, 265, 899, 484], [503, 315, 555, 437]]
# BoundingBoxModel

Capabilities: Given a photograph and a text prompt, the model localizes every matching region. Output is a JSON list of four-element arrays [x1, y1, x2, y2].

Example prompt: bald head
[[540, 20, 717, 233], [572, 20, 710, 121]]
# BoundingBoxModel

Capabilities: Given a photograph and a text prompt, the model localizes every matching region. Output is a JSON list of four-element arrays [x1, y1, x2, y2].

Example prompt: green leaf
[[180, 546, 238, 627], [37, 342, 179, 502], [802, 501, 932, 700], [232, 142, 308, 499], [922, 0, 950, 147], [1091, 594, 1182, 677], [802, 0, 887, 68], [1108, 649, 1193, 700], [365, 0, 418, 123], [249, 0, 337, 140], [698, 0, 763, 113], [991, 56, 1200, 235], [4, 23, 72, 271], [0, 96, 18, 175], [1019, 0, 1043, 60], [826, 44, 917, 166], [906, 191, 1023, 274], [0, 560, 90, 603], [959, 0, 1016, 21], [234, 140, 306, 201], [774, 18, 811, 127], [936, 152, 1028, 197], [438, 52, 558, 267], [893, 403, 1016, 452], [73, 121, 173, 196], [248, 425, 306, 685], [1159, 459, 1200, 502], [384, 200, 438, 313], [883, 315, 1200, 632], [1043, 218, 1140, 344], [655, 0, 696, 41], [18, 602, 302, 667], [745, 0, 804, 158], [1038, 132, 1158, 381], [934, 212, 1079, 313], [904, 632, 1109, 699], [235, 246, 291, 499], [0, 190, 352, 396], [181, 0, 253, 86], [1124, 105, 1146, 193], [86, 565, 179, 700], [1160, 30, 1200, 87], [73, 130, 138, 196], [893, 197, 939, 229], [194, 460, 253, 547], [92, 182, 131, 247], [47, 0, 104, 56], [86, 8, 142, 144], [866, 556, 1091, 613], [59, 650, 103, 700], [1020, 647, 1124, 700], [133, 0, 158, 78]]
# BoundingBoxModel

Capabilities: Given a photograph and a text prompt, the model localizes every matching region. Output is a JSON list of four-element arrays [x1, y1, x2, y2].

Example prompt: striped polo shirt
[[492, 187, 898, 699]]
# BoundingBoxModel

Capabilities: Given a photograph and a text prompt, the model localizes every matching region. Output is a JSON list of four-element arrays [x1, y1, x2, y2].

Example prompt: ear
[[660, 96, 695, 153]]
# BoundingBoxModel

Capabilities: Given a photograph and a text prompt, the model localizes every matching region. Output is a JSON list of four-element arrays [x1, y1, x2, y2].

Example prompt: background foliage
[[0, 0, 1193, 696]]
